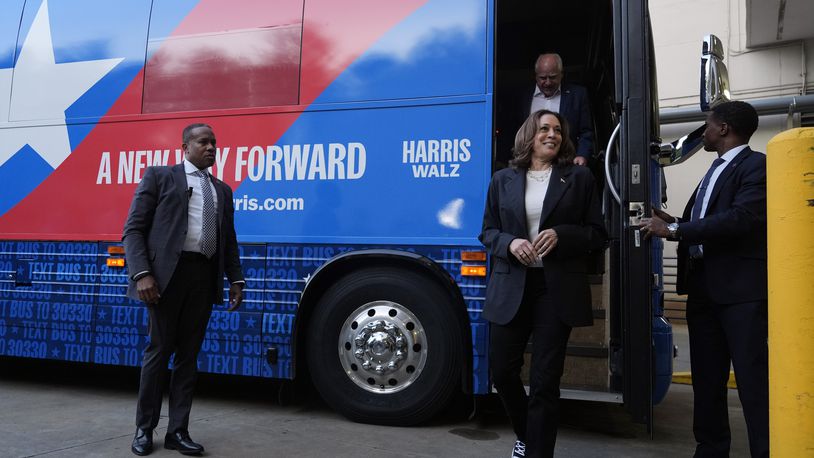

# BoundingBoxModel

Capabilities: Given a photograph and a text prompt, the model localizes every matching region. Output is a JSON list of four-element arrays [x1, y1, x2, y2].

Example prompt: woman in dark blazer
[[479, 110, 606, 458]]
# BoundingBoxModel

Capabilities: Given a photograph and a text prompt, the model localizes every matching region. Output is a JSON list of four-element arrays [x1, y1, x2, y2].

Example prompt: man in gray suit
[[123, 123, 244, 456]]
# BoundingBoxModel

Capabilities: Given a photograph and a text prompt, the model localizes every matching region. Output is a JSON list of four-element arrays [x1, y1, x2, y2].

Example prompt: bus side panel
[[0, 1, 153, 221], [0, 0, 494, 391], [254, 243, 488, 386], [0, 0, 488, 241], [199, 244, 267, 377], [94, 242, 147, 367], [0, 0, 27, 215], [258, 244, 302, 379], [232, 103, 488, 245], [198, 308, 262, 376], [144, 0, 303, 113], [420, 245, 490, 394], [0, 241, 97, 362], [304, 0, 487, 104]]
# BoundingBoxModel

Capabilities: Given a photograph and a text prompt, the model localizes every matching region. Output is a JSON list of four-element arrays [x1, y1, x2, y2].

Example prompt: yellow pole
[[767, 128, 814, 456]]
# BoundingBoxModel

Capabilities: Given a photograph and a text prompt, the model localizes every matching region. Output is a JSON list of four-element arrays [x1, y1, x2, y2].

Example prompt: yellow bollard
[[767, 128, 814, 456]]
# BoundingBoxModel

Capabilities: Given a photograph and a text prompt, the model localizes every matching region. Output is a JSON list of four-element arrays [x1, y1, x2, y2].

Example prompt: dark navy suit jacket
[[676, 147, 767, 304], [479, 165, 606, 326], [122, 163, 244, 303]]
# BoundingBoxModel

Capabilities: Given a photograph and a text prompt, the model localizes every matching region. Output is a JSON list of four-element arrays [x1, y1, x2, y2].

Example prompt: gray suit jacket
[[479, 165, 606, 326], [122, 163, 244, 303]]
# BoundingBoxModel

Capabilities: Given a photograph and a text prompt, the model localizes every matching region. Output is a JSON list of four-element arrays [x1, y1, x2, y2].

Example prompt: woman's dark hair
[[509, 110, 575, 169]]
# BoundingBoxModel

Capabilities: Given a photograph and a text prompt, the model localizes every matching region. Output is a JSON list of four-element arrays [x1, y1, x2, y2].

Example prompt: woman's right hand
[[509, 238, 537, 266]]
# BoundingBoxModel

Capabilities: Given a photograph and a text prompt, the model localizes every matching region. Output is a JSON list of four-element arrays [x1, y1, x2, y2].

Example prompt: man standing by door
[[639, 101, 768, 457], [123, 123, 245, 456]]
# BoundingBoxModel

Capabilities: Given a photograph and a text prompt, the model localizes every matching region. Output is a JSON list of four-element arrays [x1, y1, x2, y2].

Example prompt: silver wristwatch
[[666, 222, 680, 240]]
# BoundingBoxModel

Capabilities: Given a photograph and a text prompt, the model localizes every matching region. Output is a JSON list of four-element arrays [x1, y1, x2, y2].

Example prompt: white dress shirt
[[693, 144, 747, 256], [183, 159, 218, 253], [530, 85, 561, 115], [697, 144, 747, 219]]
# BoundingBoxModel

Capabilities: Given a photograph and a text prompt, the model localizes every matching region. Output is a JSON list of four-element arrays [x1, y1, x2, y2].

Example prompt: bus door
[[611, 0, 733, 429], [611, 0, 659, 428], [492, 0, 626, 405]]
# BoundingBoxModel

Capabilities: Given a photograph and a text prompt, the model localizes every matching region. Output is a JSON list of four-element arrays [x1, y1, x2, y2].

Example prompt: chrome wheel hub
[[339, 300, 427, 393]]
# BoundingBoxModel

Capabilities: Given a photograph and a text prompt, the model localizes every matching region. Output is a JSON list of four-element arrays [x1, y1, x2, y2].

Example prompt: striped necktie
[[196, 170, 217, 258]]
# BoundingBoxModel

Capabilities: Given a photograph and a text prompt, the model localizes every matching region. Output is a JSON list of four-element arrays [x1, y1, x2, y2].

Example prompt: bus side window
[[143, 0, 304, 113]]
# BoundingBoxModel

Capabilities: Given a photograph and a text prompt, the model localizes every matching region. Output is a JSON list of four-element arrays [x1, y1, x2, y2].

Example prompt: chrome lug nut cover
[[338, 301, 427, 394]]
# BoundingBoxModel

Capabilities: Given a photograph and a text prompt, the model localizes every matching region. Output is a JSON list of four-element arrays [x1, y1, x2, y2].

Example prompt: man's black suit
[[123, 163, 244, 434], [676, 147, 768, 458]]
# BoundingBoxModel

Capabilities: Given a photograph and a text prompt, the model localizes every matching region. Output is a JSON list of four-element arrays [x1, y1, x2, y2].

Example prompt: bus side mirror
[[700, 34, 731, 111], [658, 35, 731, 167]]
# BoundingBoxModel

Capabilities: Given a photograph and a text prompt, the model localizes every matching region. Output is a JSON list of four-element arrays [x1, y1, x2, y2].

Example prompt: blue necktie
[[688, 157, 725, 258], [196, 170, 217, 258]]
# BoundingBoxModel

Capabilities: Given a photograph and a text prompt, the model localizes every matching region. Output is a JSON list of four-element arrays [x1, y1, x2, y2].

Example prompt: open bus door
[[493, 0, 733, 431], [611, 0, 659, 429], [493, 0, 666, 426], [611, 0, 734, 429]]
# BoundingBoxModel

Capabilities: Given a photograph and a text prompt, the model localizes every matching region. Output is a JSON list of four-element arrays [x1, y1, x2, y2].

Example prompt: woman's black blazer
[[479, 165, 606, 326]]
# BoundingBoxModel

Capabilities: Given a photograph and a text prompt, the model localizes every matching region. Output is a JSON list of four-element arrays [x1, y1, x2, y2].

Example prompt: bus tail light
[[107, 245, 125, 254], [461, 265, 486, 277], [461, 250, 487, 276], [461, 251, 486, 261]]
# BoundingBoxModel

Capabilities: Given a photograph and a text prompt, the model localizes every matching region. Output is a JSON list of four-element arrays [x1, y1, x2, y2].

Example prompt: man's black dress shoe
[[164, 431, 204, 456], [131, 428, 153, 456]]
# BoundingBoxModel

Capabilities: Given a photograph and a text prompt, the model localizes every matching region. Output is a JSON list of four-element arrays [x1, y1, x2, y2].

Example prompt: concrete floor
[[0, 323, 752, 458]]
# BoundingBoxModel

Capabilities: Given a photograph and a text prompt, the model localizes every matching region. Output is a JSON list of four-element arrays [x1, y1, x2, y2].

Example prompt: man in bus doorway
[[527, 53, 594, 166], [123, 123, 245, 456], [639, 101, 768, 458]]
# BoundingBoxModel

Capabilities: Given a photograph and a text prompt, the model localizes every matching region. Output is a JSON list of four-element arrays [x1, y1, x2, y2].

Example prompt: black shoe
[[131, 428, 153, 456], [164, 431, 204, 456]]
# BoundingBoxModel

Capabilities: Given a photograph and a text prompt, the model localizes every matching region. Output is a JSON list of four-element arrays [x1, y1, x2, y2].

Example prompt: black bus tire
[[306, 267, 463, 425]]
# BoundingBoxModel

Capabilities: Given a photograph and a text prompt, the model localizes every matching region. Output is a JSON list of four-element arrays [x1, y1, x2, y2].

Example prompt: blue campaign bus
[[0, 0, 723, 428]]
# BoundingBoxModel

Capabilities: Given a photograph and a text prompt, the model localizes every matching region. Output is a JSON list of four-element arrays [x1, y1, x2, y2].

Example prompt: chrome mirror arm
[[655, 123, 706, 166]]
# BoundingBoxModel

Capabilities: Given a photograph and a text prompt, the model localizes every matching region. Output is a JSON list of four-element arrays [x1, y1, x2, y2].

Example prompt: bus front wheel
[[306, 267, 462, 425]]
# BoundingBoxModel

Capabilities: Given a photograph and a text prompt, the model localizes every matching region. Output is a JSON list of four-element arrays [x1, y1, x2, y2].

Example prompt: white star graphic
[[437, 198, 465, 229], [0, 0, 122, 169]]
